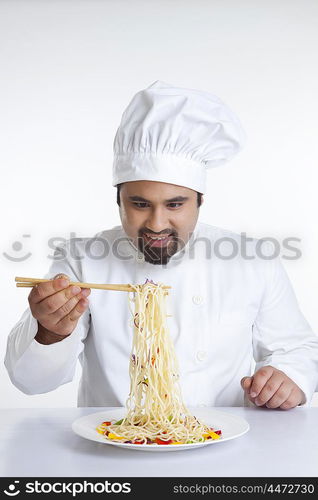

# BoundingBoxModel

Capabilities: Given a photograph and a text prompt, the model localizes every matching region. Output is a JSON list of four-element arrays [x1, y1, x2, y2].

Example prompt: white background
[[1, 0, 317, 408]]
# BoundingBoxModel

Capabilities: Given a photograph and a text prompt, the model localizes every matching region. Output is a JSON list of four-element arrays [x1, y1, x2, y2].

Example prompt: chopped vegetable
[[96, 426, 106, 435], [209, 432, 221, 440], [155, 437, 173, 445], [108, 433, 125, 440], [203, 430, 221, 440], [134, 314, 139, 328]]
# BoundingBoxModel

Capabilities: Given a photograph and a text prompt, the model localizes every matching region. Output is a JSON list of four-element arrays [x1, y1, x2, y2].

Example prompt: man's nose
[[146, 208, 169, 233]]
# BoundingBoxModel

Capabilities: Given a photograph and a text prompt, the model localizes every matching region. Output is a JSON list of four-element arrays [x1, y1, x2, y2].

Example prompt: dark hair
[[116, 184, 203, 207]]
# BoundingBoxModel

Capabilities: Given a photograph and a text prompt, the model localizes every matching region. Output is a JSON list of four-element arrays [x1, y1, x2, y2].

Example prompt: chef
[[5, 81, 318, 409]]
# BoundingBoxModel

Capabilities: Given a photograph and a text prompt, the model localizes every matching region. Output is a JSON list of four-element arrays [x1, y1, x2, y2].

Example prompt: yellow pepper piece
[[209, 431, 221, 440], [203, 430, 221, 440], [172, 441, 183, 445], [108, 433, 125, 440], [96, 425, 106, 434]]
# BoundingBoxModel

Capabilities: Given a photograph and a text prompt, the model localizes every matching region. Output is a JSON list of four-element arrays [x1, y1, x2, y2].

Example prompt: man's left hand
[[241, 366, 306, 409]]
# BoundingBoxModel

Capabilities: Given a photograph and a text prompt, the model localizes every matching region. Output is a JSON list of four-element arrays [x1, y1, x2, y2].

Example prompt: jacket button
[[196, 350, 207, 362], [192, 295, 203, 305]]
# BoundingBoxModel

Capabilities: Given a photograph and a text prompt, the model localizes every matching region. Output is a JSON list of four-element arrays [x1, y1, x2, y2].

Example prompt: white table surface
[[0, 406, 317, 477]]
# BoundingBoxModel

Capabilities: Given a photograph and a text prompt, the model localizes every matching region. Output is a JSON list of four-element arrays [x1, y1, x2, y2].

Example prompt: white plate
[[72, 407, 249, 452]]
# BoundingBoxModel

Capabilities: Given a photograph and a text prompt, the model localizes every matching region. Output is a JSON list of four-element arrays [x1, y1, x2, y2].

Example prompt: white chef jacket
[[5, 222, 318, 407]]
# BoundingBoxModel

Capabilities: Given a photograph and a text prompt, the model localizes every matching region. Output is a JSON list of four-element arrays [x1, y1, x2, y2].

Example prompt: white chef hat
[[112, 80, 245, 193]]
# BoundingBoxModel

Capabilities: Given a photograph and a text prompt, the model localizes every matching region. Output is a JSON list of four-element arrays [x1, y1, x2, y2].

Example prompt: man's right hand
[[29, 274, 91, 343]]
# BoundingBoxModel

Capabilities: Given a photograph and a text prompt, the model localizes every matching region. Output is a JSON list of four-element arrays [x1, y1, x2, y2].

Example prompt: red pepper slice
[[102, 421, 112, 426], [214, 430, 222, 435], [132, 440, 144, 444], [155, 438, 173, 445]]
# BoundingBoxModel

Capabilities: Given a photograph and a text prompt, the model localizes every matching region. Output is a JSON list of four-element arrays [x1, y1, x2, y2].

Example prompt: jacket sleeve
[[4, 240, 90, 395], [253, 255, 318, 406]]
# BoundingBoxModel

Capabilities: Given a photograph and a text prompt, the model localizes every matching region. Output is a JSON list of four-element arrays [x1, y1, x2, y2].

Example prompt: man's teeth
[[146, 235, 169, 240]]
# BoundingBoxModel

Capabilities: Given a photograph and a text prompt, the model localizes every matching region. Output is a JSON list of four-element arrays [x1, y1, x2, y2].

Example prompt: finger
[[279, 388, 302, 410], [29, 276, 70, 305], [49, 288, 91, 324], [266, 383, 294, 409], [54, 298, 89, 335], [35, 284, 89, 318], [249, 367, 274, 398], [52, 273, 70, 280], [241, 377, 257, 406], [254, 372, 285, 407], [241, 376, 253, 392]]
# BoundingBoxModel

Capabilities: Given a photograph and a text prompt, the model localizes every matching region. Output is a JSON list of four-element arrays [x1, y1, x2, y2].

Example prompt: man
[[5, 81, 318, 408]]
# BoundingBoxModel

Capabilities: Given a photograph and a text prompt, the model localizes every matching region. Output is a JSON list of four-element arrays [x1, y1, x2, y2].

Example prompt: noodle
[[97, 281, 222, 445]]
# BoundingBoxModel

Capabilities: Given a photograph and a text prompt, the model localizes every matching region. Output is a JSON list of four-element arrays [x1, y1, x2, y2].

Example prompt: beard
[[137, 227, 180, 265]]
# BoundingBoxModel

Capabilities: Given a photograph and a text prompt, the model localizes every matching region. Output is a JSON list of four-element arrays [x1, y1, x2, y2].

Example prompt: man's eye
[[133, 202, 149, 209], [132, 202, 182, 209], [167, 203, 183, 208]]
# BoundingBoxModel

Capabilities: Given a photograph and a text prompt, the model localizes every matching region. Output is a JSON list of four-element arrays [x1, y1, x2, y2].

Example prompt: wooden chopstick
[[15, 277, 171, 292]]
